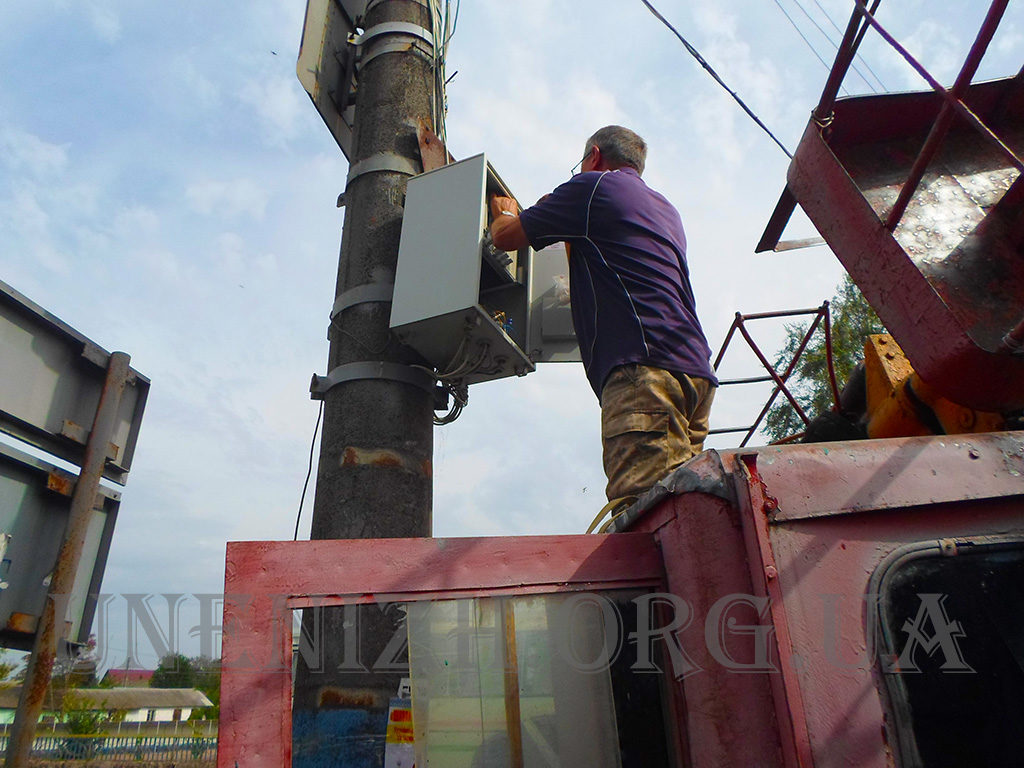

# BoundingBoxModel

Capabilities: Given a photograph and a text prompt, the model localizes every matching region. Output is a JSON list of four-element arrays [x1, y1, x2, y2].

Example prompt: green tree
[[764, 275, 885, 442], [150, 653, 196, 689], [191, 656, 220, 720]]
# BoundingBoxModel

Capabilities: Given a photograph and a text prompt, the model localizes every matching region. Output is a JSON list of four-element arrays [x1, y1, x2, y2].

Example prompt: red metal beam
[[853, 0, 1023, 174], [883, 0, 1012, 230]]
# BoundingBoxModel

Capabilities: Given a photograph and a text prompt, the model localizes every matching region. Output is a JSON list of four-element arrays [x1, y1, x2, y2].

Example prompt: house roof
[[0, 687, 212, 711], [100, 669, 155, 687], [67, 688, 213, 710]]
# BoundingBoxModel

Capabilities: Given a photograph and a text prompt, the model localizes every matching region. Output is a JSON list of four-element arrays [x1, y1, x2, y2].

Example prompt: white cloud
[[0, 128, 69, 176], [238, 75, 307, 146], [186, 178, 269, 219], [87, 1, 121, 43], [900, 20, 961, 86]]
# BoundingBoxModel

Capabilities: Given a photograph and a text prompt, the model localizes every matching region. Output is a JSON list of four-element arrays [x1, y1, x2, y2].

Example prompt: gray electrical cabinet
[[390, 153, 580, 384]]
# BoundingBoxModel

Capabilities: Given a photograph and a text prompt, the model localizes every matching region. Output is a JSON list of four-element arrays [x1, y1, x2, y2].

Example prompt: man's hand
[[490, 195, 518, 219], [488, 195, 529, 252]]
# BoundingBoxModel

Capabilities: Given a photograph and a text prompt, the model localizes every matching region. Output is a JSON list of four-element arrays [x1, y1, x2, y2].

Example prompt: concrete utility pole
[[293, 0, 437, 756], [311, 0, 435, 540]]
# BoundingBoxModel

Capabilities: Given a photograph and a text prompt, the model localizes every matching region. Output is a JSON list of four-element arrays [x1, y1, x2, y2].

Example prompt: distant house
[[69, 688, 212, 722], [0, 687, 212, 725], [99, 668, 155, 688]]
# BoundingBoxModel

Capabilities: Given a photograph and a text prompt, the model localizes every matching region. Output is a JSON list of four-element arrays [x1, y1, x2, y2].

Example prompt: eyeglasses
[[570, 147, 593, 177]]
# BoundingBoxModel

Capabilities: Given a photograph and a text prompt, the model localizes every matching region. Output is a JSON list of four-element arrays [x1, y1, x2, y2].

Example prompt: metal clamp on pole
[[354, 21, 435, 67], [331, 283, 395, 319], [365, 0, 438, 14], [346, 153, 420, 185], [310, 361, 435, 399]]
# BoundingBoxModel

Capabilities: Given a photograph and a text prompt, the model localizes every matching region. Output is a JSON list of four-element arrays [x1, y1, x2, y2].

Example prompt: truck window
[[407, 590, 673, 768], [876, 541, 1024, 767]]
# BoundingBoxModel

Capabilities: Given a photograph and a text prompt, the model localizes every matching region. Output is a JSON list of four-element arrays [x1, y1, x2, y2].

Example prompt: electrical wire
[[411, 335, 492, 425], [427, 0, 456, 147], [811, 0, 888, 91], [789, 0, 879, 93], [293, 400, 324, 541], [638, 0, 793, 159], [771, 0, 847, 91]]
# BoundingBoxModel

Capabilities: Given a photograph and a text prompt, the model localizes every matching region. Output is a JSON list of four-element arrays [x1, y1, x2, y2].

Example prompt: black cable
[[638, 0, 793, 159], [293, 400, 324, 541], [772, 0, 843, 83], [811, 0, 887, 91], [791, 0, 879, 93]]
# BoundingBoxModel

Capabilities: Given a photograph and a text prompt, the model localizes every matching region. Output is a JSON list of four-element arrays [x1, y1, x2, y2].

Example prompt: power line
[[771, 0, 847, 93], [639, 0, 793, 159], [791, 0, 881, 93], [812, 0, 888, 91]]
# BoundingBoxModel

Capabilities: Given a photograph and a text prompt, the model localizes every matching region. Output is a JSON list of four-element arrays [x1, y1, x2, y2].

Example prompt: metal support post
[[4, 352, 131, 768]]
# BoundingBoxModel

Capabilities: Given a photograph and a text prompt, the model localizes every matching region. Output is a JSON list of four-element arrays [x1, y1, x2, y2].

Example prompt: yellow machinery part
[[864, 335, 1004, 439]]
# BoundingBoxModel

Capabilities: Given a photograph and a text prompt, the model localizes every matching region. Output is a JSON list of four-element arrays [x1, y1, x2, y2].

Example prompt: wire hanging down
[[293, 400, 324, 541], [638, 0, 793, 159]]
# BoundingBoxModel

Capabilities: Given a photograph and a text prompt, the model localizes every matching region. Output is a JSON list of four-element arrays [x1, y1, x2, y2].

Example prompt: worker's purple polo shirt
[[519, 167, 717, 397]]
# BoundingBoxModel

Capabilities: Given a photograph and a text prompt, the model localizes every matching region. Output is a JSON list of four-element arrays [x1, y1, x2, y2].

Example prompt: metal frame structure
[[219, 432, 1024, 767], [0, 279, 149, 486], [757, 0, 1024, 411], [711, 303, 839, 446], [219, 534, 667, 768]]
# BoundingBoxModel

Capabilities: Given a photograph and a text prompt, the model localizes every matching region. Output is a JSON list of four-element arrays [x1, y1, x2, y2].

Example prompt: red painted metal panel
[[627, 435, 1024, 767], [767, 496, 1024, 768], [787, 92, 1024, 410], [739, 455, 815, 767], [630, 492, 788, 767], [750, 431, 1024, 521], [218, 533, 662, 768]]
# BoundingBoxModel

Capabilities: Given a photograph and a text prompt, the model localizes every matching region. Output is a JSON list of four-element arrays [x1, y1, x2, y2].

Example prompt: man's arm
[[489, 196, 530, 252]]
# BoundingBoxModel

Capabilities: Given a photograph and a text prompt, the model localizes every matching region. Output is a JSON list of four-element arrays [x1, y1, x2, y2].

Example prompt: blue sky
[[1, 0, 1020, 668]]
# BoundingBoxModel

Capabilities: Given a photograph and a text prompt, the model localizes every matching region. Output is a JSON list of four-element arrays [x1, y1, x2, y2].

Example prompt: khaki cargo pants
[[600, 364, 716, 501]]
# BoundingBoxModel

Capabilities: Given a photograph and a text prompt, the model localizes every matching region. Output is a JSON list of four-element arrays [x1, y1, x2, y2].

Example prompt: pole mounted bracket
[[310, 361, 436, 399], [346, 153, 420, 185], [354, 21, 435, 67], [330, 282, 395, 319]]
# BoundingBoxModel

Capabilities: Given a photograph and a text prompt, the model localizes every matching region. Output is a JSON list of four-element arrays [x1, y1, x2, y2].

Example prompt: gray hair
[[585, 125, 647, 175]]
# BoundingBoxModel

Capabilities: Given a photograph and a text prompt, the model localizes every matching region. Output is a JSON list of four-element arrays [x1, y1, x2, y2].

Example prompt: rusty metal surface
[[5, 352, 131, 768], [881, 0, 1012, 230], [416, 119, 452, 172], [709, 304, 838, 445], [752, 431, 1024, 522], [739, 455, 816, 767], [761, 0, 1024, 410], [624, 431, 1024, 766], [219, 533, 662, 768], [788, 97, 1024, 410], [763, 488, 1024, 768], [628, 486, 787, 766]]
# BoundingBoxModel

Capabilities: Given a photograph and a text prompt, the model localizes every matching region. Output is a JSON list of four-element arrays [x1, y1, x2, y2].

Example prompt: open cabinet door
[[218, 533, 680, 768]]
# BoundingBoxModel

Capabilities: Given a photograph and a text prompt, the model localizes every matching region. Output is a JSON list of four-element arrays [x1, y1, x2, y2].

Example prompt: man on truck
[[489, 125, 717, 505]]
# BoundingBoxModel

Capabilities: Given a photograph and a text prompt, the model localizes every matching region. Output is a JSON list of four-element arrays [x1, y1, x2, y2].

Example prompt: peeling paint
[[340, 446, 429, 475]]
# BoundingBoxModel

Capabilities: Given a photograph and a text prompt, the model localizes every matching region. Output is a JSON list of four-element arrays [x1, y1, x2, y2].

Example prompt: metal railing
[[711, 303, 839, 446], [0, 734, 216, 763]]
